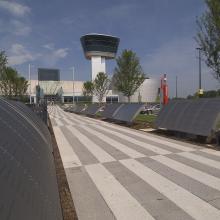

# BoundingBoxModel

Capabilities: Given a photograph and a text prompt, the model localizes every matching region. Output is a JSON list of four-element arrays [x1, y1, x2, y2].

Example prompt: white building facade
[[28, 78, 160, 103]]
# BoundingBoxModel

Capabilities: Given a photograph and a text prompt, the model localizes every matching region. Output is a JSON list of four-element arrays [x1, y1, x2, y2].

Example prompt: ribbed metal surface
[[0, 98, 62, 220], [101, 103, 124, 119], [113, 103, 144, 123], [83, 104, 102, 116], [155, 98, 220, 137]]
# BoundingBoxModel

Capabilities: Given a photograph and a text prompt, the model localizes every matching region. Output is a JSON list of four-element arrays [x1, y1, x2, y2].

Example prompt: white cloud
[[42, 44, 69, 65], [42, 48, 69, 66], [0, 19, 31, 36], [7, 43, 69, 67], [53, 48, 68, 58], [143, 37, 219, 97], [8, 44, 38, 65], [43, 43, 55, 50], [0, 1, 30, 17], [10, 20, 31, 36]]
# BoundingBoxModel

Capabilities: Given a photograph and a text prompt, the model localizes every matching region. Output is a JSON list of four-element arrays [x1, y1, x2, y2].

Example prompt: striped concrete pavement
[[49, 105, 220, 220]]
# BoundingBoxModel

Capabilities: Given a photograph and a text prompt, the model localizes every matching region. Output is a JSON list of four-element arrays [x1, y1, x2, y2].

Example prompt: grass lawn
[[135, 114, 157, 123]]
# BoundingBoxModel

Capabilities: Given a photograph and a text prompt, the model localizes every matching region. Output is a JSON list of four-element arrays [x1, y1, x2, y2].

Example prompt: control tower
[[80, 33, 120, 81]]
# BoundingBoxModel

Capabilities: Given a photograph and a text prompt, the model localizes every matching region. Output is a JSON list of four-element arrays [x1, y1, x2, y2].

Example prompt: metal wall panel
[[82, 104, 102, 116], [113, 103, 144, 123], [101, 103, 124, 119], [0, 98, 62, 220], [155, 98, 220, 137]]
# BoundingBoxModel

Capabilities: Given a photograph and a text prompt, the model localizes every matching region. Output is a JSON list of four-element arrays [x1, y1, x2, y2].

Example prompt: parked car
[[140, 104, 161, 115]]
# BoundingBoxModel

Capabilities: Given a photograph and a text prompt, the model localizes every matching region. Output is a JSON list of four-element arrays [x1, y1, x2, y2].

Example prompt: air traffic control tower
[[81, 33, 120, 81]]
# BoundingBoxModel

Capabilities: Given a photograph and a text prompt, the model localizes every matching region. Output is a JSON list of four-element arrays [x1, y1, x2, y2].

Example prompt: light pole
[[28, 64, 31, 104], [196, 47, 203, 95], [176, 75, 178, 99], [72, 67, 75, 105]]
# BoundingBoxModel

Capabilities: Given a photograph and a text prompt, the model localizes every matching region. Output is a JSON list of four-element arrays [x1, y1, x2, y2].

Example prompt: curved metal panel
[[155, 98, 220, 137], [0, 98, 62, 220], [101, 103, 124, 119], [113, 103, 144, 123], [82, 103, 102, 116]]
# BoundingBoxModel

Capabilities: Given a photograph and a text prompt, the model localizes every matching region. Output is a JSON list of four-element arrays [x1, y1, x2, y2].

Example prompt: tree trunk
[[128, 96, 131, 103]]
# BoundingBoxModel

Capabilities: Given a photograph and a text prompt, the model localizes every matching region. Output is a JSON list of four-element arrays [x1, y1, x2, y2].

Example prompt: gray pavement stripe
[[121, 158, 220, 220], [61, 126, 99, 165], [137, 156, 220, 207], [85, 163, 155, 220], [90, 124, 171, 155], [62, 111, 97, 125], [78, 124, 145, 159], [66, 125, 116, 163], [151, 155, 220, 193], [200, 148, 220, 157], [70, 113, 200, 151], [98, 122, 200, 151], [53, 117, 65, 126], [76, 126, 130, 161], [65, 166, 116, 220], [178, 152, 220, 170], [86, 124, 160, 156], [104, 161, 194, 220], [167, 153, 220, 179], [195, 150, 220, 162]]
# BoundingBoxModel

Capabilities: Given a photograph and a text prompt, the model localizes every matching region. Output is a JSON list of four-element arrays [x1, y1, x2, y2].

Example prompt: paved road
[[48, 105, 220, 220]]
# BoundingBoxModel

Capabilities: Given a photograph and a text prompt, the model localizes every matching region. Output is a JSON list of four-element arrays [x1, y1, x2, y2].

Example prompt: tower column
[[91, 56, 106, 81]]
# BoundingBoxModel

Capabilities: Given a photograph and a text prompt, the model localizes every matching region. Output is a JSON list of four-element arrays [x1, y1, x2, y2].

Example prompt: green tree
[[14, 76, 28, 98], [196, 0, 220, 81], [0, 67, 28, 99], [0, 51, 7, 76], [113, 49, 145, 102], [83, 81, 94, 97], [94, 72, 110, 104]]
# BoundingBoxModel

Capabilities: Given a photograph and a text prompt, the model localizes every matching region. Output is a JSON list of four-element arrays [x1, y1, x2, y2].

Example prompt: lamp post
[[196, 47, 203, 95], [28, 64, 31, 104], [176, 75, 178, 99], [72, 67, 75, 105]]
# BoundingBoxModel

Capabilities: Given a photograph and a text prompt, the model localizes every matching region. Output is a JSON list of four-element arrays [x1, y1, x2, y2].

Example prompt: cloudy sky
[[0, 0, 219, 97]]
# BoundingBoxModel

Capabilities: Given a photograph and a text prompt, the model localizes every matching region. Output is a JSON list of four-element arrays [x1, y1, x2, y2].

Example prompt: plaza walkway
[[48, 105, 220, 220]]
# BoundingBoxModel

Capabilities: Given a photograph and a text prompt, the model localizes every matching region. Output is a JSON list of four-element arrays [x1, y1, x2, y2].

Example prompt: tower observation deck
[[80, 33, 120, 81]]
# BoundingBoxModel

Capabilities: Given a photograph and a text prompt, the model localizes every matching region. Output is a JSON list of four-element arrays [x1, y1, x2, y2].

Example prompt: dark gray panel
[[74, 104, 87, 113], [38, 68, 60, 81], [113, 103, 144, 123], [82, 104, 102, 116], [101, 103, 124, 119], [0, 98, 62, 220], [155, 98, 220, 137]]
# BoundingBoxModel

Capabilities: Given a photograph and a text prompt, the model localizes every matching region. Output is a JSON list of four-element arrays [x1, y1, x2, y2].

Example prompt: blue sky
[[0, 0, 219, 97]]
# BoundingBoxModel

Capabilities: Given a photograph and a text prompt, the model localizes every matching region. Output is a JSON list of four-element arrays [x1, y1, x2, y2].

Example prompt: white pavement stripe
[[91, 124, 171, 155], [151, 155, 220, 191], [53, 118, 65, 126], [61, 117, 80, 126], [72, 114, 197, 153], [63, 112, 97, 125], [200, 148, 220, 157], [53, 126, 82, 168], [98, 122, 195, 152], [85, 163, 155, 220], [69, 112, 99, 124], [80, 125, 145, 158], [120, 159, 220, 220], [66, 125, 115, 163], [178, 152, 220, 170]]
